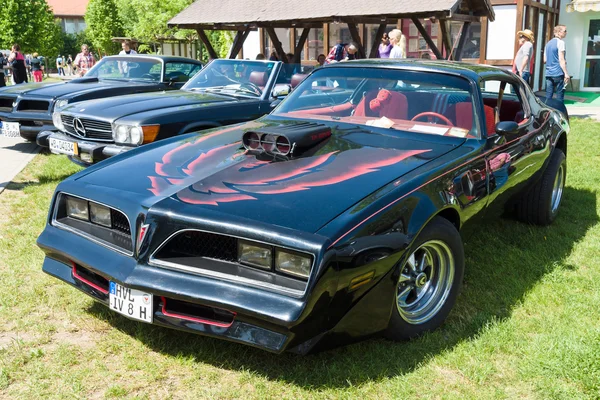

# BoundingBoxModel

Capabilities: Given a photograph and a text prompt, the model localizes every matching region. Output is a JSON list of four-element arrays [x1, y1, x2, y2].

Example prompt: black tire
[[385, 216, 464, 341], [517, 148, 566, 225]]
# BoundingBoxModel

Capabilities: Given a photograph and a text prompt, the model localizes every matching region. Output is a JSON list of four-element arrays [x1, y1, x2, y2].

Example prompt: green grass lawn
[[1, 119, 599, 399]]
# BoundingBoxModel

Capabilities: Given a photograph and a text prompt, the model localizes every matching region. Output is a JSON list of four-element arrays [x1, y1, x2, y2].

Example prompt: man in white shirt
[[118, 41, 137, 75]]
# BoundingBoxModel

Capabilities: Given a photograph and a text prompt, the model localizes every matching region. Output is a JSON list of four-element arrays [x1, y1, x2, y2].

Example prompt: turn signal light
[[142, 125, 160, 144]]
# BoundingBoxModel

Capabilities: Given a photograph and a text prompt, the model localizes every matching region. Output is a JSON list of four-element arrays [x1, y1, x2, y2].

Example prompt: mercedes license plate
[[49, 137, 78, 156], [0, 122, 20, 137], [109, 282, 153, 323]]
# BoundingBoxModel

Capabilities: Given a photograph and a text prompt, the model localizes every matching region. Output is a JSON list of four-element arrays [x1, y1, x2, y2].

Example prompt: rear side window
[[165, 62, 203, 82]]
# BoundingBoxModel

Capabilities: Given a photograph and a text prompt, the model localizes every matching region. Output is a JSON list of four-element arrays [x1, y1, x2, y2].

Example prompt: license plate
[[109, 282, 153, 323], [0, 122, 20, 138], [49, 137, 78, 156]]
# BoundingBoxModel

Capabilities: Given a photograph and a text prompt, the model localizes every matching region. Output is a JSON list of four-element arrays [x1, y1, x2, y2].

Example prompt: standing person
[[30, 53, 43, 82], [388, 29, 407, 59], [544, 25, 570, 103], [74, 44, 96, 77], [378, 32, 393, 58], [25, 54, 32, 80], [0, 53, 6, 87], [346, 44, 359, 60], [514, 29, 535, 86], [119, 41, 137, 55], [66, 55, 73, 75], [316, 54, 326, 66], [56, 55, 64, 76], [325, 40, 348, 64], [8, 44, 28, 84]]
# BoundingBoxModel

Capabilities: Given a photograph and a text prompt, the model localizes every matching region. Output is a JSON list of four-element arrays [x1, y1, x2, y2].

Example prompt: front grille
[[62, 115, 113, 141], [111, 209, 131, 235], [0, 97, 14, 112], [156, 231, 237, 262], [17, 100, 49, 112]]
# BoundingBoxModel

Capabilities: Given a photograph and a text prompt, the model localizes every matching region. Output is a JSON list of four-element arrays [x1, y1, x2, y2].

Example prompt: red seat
[[291, 73, 308, 88], [353, 90, 380, 117], [368, 89, 408, 120], [249, 71, 268, 90], [449, 102, 496, 137]]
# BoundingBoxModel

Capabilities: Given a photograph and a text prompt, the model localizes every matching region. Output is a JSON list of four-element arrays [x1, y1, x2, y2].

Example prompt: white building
[[560, 0, 600, 90]]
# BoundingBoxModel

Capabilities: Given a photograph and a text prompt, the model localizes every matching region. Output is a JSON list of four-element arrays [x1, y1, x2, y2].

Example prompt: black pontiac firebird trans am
[[0, 55, 202, 141], [37, 60, 569, 354], [36, 59, 302, 165]]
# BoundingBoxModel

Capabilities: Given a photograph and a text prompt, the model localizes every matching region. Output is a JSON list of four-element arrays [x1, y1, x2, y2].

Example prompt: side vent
[[242, 122, 331, 157]]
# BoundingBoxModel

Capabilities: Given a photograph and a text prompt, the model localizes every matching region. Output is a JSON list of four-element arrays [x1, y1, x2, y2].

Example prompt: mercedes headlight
[[129, 126, 143, 145], [52, 112, 64, 131], [275, 249, 312, 279], [114, 125, 130, 143], [54, 99, 69, 110]]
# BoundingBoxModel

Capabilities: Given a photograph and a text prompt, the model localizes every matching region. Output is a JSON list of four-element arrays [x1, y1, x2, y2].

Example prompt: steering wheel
[[140, 74, 155, 80], [239, 82, 262, 95], [411, 112, 454, 126]]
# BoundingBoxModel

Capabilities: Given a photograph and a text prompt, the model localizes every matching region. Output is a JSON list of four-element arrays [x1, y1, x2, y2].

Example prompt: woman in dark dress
[[8, 44, 28, 84]]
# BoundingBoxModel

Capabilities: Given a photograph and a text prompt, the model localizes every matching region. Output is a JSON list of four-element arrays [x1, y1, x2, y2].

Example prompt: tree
[[116, 0, 193, 43], [85, 0, 124, 55], [0, 0, 62, 56]]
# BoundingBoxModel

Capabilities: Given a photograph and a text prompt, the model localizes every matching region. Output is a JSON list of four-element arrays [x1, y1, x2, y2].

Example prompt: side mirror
[[272, 84, 291, 99], [495, 121, 519, 136]]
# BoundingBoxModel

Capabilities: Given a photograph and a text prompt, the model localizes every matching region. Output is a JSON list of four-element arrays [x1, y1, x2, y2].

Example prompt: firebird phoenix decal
[[147, 139, 430, 205]]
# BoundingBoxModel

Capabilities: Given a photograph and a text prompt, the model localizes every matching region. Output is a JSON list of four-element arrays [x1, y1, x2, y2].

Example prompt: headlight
[[66, 196, 88, 221], [55, 99, 69, 110], [52, 112, 64, 131], [238, 241, 272, 269], [275, 249, 312, 279], [114, 125, 129, 143], [129, 126, 143, 145], [89, 203, 111, 227]]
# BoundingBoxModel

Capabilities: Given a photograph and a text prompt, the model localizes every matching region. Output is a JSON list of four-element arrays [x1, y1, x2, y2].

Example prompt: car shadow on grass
[[86, 186, 598, 389]]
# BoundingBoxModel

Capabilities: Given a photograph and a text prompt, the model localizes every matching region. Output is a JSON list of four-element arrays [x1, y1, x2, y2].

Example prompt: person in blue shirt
[[544, 25, 570, 103]]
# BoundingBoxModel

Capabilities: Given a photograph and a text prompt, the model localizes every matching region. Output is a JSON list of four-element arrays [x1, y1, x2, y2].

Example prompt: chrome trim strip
[[149, 258, 305, 298], [52, 192, 134, 257], [149, 228, 316, 298]]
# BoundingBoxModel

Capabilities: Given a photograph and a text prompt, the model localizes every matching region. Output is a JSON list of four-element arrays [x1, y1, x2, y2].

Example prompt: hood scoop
[[70, 77, 100, 84], [242, 122, 331, 159]]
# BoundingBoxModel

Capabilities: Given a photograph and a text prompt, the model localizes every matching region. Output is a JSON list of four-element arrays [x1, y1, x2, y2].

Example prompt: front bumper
[[37, 130, 132, 164], [0, 111, 53, 141], [38, 224, 304, 353]]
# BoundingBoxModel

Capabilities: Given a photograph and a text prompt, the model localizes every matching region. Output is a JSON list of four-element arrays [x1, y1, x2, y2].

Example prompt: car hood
[[75, 118, 459, 233], [63, 90, 242, 121], [2, 80, 151, 99], [0, 82, 63, 95]]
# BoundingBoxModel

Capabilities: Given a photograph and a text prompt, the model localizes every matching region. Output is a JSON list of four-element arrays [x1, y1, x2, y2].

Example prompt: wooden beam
[[454, 22, 471, 61], [293, 28, 310, 63], [448, 14, 482, 22], [265, 26, 288, 63], [227, 28, 250, 59], [196, 29, 218, 59], [369, 24, 387, 59], [479, 17, 488, 64], [515, 0, 525, 57], [323, 23, 330, 57], [439, 19, 452, 59], [347, 23, 366, 59], [411, 17, 443, 60]]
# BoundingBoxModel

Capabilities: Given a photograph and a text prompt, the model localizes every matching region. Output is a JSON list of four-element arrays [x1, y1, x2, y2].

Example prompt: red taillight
[[260, 134, 277, 153], [275, 136, 291, 155], [243, 132, 261, 150]]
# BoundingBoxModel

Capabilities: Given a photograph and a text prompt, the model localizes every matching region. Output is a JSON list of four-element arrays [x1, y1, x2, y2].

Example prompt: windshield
[[274, 66, 477, 139], [86, 57, 163, 82], [183, 60, 284, 97]]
